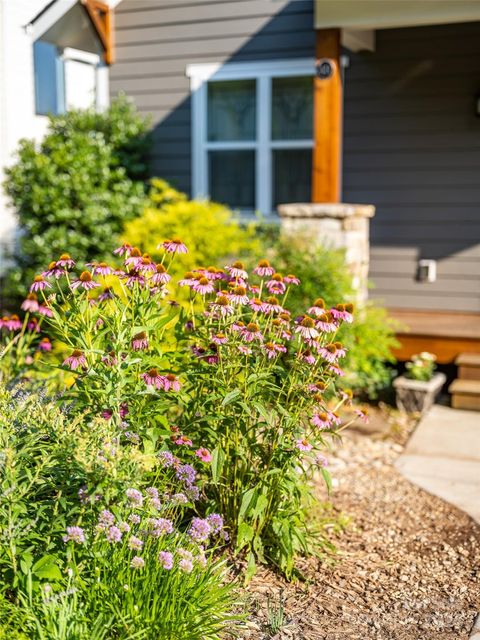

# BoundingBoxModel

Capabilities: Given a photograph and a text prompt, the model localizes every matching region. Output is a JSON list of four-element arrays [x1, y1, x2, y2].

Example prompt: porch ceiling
[[315, 0, 480, 30]]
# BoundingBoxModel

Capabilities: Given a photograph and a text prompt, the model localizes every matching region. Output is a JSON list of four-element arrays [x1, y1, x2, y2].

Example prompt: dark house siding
[[111, 0, 315, 194], [111, 6, 480, 313], [343, 22, 480, 312]]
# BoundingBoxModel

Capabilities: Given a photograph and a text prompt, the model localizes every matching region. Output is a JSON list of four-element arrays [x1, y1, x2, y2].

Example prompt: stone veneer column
[[277, 203, 376, 306]]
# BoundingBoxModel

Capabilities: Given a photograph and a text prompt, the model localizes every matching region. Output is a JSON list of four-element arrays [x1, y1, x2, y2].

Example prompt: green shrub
[[123, 179, 260, 284], [2, 97, 150, 304], [268, 233, 398, 398]]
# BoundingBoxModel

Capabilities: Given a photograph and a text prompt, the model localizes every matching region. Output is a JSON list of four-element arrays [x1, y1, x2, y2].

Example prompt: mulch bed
[[237, 409, 480, 639]]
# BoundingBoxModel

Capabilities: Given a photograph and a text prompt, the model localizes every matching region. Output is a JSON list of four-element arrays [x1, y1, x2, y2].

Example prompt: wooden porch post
[[312, 28, 342, 203]]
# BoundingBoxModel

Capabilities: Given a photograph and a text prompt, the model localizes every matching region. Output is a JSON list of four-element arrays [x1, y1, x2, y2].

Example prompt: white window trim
[[186, 58, 315, 216]]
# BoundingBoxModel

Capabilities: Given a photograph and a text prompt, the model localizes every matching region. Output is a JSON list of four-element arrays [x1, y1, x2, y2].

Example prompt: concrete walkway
[[395, 404, 480, 523]]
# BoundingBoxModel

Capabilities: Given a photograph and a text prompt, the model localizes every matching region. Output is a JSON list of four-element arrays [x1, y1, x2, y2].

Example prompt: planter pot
[[393, 372, 446, 414]]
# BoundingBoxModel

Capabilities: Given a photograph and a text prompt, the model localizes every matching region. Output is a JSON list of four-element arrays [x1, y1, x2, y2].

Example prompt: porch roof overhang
[[27, 0, 116, 64], [314, 0, 480, 31]]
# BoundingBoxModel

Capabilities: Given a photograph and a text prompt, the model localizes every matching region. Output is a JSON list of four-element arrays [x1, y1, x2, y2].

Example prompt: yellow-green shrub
[[123, 179, 260, 280]]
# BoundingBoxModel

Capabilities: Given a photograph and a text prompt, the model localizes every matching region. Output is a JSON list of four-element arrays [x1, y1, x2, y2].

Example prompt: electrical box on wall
[[417, 259, 437, 283]]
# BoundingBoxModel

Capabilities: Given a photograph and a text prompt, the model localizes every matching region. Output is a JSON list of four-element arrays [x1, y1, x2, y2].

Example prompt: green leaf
[[252, 494, 268, 521], [245, 551, 257, 583], [237, 522, 254, 551], [211, 446, 225, 484], [238, 488, 256, 521], [321, 468, 333, 495], [221, 389, 241, 407], [32, 555, 63, 581]]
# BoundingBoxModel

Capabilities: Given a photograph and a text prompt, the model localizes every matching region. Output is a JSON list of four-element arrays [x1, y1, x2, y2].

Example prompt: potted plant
[[393, 352, 446, 414]]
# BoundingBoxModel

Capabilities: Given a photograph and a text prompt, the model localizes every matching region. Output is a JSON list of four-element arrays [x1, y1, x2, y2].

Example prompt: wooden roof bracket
[[80, 0, 114, 65]]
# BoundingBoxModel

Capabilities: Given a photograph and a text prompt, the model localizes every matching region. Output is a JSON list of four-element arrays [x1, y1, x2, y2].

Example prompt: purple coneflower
[[307, 298, 326, 317], [98, 287, 115, 302], [151, 263, 171, 285], [71, 271, 100, 291], [253, 259, 275, 277], [284, 274, 300, 285], [192, 276, 214, 295], [238, 345, 252, 356], [241, 322, 263, 343], [295, 316, 319, 340], [63, 349, 87, 370], [329, 363, 345, 377], [266, 274, 286, 295], [38, 337, 52, 352], [30, 275, 52, 292], [124, 269, 146, 288], [227, 285, 249, 305], [249, 297, 266, 313], [262, 296, 283, 314], [311, 412, 332, 430], [158, 551, 174, 570], [225, 261, 248, 280], [211, 332, 227, 345], [330, 303, 354, 323], [263, 342, 286, 359], [124, 247, 143, 267], [175, 435, 192, 447], [296, 438, 312, 452], [316, 312, 337, 333], [299, 349, 316, 365], [56, 253, 75, 269], [63, 526, 85, 544], [21, 293, 39, 312], [113, 243, 132, 257], [178, 271, 196, 287], [354, 407, 369, 424], [92, 262, 113, 276], [157, 373, 181, 392], [195, 447, 212, 463], [308, 381, 327, 394], [318, 343, 338, 363], [161, 239, 188, 254], [132, 331, 148, 351], [137, 256, 156, 274], [41, 261, 64, 279], [209, 295, 233, 316], [38, 304, 53, 317], [316, 454, 329, 468]]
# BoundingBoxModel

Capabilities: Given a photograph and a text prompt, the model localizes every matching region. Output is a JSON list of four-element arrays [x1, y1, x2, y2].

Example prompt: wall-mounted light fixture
[[417, 259, 437, 283]]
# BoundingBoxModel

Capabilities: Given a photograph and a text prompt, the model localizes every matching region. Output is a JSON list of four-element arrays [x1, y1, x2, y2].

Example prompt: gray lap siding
[[111, 6, 480, 312]]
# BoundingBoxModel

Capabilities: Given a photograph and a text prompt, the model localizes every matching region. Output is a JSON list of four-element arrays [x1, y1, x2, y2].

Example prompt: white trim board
[[187, 58, 315, 215]]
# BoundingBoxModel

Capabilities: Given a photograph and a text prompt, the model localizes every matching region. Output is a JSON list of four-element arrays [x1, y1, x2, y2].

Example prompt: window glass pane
[[209, 150, 255, 209], [34, 41, 62, 115], [64, 59, 97, 110], [207, 80, 256, 141], [272, 76, 313, 140], [272, 149, 311, 207]]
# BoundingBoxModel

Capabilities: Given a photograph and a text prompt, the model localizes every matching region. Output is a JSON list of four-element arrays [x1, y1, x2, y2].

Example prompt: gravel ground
[[237, 409, 480, 640]]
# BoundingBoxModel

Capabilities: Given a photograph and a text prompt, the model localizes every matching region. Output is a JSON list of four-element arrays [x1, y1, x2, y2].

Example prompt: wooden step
[[456, 352, 480, 381], [449, 379, 480, 411]]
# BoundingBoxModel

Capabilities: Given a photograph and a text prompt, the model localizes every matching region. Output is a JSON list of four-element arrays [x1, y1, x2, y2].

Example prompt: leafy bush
[[267, 233, 398, 398], [123, 179, 260, 284], [3, 242, 363, 579], [2, 97, 150, 304], [405, 351, 436, 381], [0, 386, 238, 639]]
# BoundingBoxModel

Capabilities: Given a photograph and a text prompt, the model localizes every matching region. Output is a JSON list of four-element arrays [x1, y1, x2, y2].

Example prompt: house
[[0, 0, 117, 269], [109, 0, 480, 363]]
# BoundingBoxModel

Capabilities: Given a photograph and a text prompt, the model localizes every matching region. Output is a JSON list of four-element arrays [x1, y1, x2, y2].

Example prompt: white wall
[[0, 0, 51, 258]]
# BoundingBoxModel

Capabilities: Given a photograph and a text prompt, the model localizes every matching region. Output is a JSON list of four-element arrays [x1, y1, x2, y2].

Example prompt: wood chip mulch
[[236, 410, 480, 640]]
